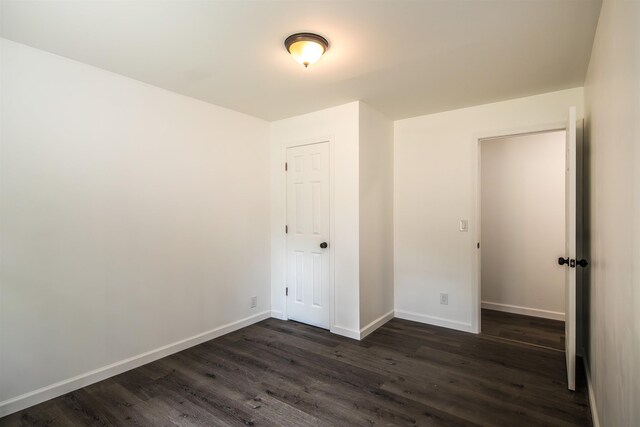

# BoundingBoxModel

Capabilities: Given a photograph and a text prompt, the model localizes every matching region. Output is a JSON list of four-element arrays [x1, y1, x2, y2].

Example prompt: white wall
[[583, 0, 640, 425], [481, 131, 566, 320], [359, 103, 394, 334], [0, 39, 271, 414], [270, 102, 361, 337], [394, 87, 584, 333]]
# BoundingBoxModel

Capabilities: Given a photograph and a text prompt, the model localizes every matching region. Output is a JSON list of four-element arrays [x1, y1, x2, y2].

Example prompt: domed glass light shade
[[284, 33, 329, 68]]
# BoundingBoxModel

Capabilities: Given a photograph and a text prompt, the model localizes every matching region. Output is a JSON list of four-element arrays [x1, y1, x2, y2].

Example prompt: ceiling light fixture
[[284, 32, 329, 68]]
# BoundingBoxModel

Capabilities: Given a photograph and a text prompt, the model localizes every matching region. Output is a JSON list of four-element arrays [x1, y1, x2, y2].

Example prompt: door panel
[[565, 107, 577, 391], [286, 142, 330, 329]]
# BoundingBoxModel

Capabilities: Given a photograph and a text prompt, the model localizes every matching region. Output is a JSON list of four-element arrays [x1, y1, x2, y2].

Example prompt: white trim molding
[[584, 358, 601, 427], [359, 310, 395, 340], [395, 310, 474, 333], [280, 310, 395, 341], [270, 310, 285, 320], [0, 310, 271, 418], [481, 301, 565, 321], [331, 325, 361, 340]]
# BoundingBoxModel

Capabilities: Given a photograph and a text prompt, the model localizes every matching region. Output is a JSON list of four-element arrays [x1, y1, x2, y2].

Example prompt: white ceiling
[[1, 0, 601, 121]]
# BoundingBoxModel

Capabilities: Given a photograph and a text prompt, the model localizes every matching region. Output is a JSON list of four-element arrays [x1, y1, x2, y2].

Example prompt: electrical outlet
[[250, 296, 257, 309], [440, 293, 449, 305]]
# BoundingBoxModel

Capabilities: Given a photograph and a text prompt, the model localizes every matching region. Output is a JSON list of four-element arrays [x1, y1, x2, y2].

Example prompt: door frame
[[281, 136, 336, 331], [470, 121, 567, 334]]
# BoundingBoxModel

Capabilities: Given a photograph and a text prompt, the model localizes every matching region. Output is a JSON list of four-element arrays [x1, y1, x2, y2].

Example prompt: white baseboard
[[278, 311, 393, 341], [0, 310, 271, 418], [270, 310, 285, 320], [584, 358, 600, 427], [359, 310, 395, 339], [331, 325, 361, 340], [394, 310, 474, 333], [481, 301, 565, 321]]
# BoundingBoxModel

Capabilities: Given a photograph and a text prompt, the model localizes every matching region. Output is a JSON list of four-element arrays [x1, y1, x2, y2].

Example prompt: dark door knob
[[320, 242, 328, 249], [577, 259, 589, 267], [558, 257, 569, 266]]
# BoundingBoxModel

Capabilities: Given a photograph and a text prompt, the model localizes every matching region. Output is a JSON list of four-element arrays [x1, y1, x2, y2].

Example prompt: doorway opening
[[474, 108, 585, 392], [478, 129, 567, 352]]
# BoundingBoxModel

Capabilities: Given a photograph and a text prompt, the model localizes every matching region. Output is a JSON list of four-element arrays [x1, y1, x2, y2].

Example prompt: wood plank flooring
[[481, 309, 566, 351], [0, 316, 592, 426]]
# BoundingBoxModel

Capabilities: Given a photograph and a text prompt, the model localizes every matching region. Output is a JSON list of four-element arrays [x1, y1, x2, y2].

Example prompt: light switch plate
[[459, 219, 468, 232]]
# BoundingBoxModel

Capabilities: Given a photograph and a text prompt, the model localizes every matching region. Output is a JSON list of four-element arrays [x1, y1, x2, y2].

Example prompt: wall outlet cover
[[440, 293, 449, 305], [250, 296, 257, 308]]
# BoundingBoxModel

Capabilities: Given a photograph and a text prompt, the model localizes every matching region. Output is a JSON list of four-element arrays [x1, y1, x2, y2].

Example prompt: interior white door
[[286, 142, 330, 329], [564, 106, 577, 391]]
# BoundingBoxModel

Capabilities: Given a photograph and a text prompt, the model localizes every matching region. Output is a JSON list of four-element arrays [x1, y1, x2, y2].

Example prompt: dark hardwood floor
[[1, 316, 591, 426], [481, 309, 566, 351]]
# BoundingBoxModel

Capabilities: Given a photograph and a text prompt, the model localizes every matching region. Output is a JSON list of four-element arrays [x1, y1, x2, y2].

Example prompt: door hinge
[[285, 287, 288, 296], [285, 225, 288, 234], [285, 162, 288, 171]]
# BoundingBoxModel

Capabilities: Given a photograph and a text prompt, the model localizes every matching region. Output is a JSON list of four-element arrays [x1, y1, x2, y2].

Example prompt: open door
[[562, 106, 577, 391]]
